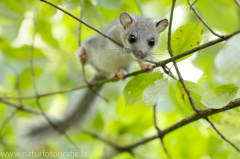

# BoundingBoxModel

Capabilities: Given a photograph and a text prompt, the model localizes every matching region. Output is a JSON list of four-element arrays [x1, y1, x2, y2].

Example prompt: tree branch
[[234, 0, 240, 8], [2, 25, 240, 100], [121, 98, 240, 151], [4, 63, 23, 107], [81, 129, 122, 151], [206, 117, 240, 152], [0, 109, 18, 135], [40, 0, 124, 48], [2, 26, 240, 101], [189, 0, 198, 10], [167, 0, 199, 112], [135, 0, 143, 15], [2, 96, 240, 153], [77, 0, 108, 102], [78, 0, 84, 47], [0, 98, 41, 114], [29, 18, 79, 150], [153, 105, 173, 159], [159, 29, 240, 66], [187, 0, 224, 38]]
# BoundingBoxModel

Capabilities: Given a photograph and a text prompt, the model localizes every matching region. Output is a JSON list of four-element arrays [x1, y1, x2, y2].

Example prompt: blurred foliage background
[[1, 0, 240, 158]]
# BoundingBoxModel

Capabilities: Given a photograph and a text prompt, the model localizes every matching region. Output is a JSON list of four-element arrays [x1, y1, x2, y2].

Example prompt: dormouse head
[[119, 12, 168, 60]]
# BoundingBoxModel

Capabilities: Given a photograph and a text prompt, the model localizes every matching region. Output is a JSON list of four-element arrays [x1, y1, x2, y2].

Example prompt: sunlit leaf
[[176, 80, 206, 113], [171, 22, 203, 62], [123, 72, 163, 106], [201, 84, 239, 108], [142, 79, 168, 106], [196, 0, 239, 33]]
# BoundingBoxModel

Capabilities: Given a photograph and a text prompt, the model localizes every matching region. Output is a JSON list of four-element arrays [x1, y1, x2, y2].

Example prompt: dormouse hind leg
[[138, 61, 155, 74], [113, 69, 128, 81], [74, 47, 87, 65]]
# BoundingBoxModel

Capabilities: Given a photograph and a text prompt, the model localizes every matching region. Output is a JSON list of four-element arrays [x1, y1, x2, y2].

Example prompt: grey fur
[[84, 12, 168, 77], [18, 75, 106, 149], [18, 12, 168, 149]]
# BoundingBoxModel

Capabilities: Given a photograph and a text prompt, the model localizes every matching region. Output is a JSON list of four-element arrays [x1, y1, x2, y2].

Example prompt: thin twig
[[0, 64, 23, 139], [0, 109, 18, 135], [162, 65, 177, 80], [40, 0, 124, 48], [189, 0, 198, 10], [153, 105, 161, 135], [168, 0, 200, 113], [78, 0, 84, 47], [0, 98, 41, 114], [4, 63, 23, 107], [77, 0, 108, 102], [81, 63, 109, 102], [153, 105, 173, 159], [0, 5, 239, 103], [1, 27, 240, 101], [29, 18, 79, 150], [120, 98, 240, 151], [1, 25, 240, 101], [0, 109, 17, 147], [206, 117, 240, 152], [234, 0, 240, 8], [160, 139, 173, 159], [159, 29, 240, 65], [1, 97, 240, 152], [135, 0, 143, 15], [187, 0, 224, 38], [81, 129, 121, 150]]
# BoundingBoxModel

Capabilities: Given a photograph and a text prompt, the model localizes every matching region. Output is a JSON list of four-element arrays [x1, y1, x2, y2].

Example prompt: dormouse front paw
[[113, 69, 128, 81], [74, 47, 87, 65], [138, 61, 155, 74]]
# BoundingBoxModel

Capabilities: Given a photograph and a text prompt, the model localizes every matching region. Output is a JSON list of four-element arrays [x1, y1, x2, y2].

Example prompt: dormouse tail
[[18, 74, 106, 149]]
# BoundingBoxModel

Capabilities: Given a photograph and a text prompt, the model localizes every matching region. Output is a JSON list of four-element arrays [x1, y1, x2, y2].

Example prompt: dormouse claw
[[74, 47, 87, 65], [113, 69, 128, 81], [139, 61, 155, 74]]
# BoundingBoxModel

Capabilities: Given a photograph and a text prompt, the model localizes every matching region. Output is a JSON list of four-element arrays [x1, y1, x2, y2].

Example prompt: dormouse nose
[[137, 50, 147, 59]]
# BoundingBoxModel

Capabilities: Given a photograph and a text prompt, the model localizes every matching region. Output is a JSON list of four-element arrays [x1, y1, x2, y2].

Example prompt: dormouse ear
[[155, 19, 169, 33], [119, 12, 133, 29]]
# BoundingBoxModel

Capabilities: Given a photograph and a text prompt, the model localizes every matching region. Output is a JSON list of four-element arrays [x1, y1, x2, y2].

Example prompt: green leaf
[[196, 0, 239, 33], [201, 84, 239, 108], [142, 79, 168, 106], [96, 0, 123, 10], [176, 80, 206, 113], [123, 72, 163, 106], [171, 22, 203, 62]]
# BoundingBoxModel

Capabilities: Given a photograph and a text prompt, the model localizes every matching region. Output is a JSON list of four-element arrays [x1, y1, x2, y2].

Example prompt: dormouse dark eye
[[148, 38, 155, 47], [128, 34, 136, 43]]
